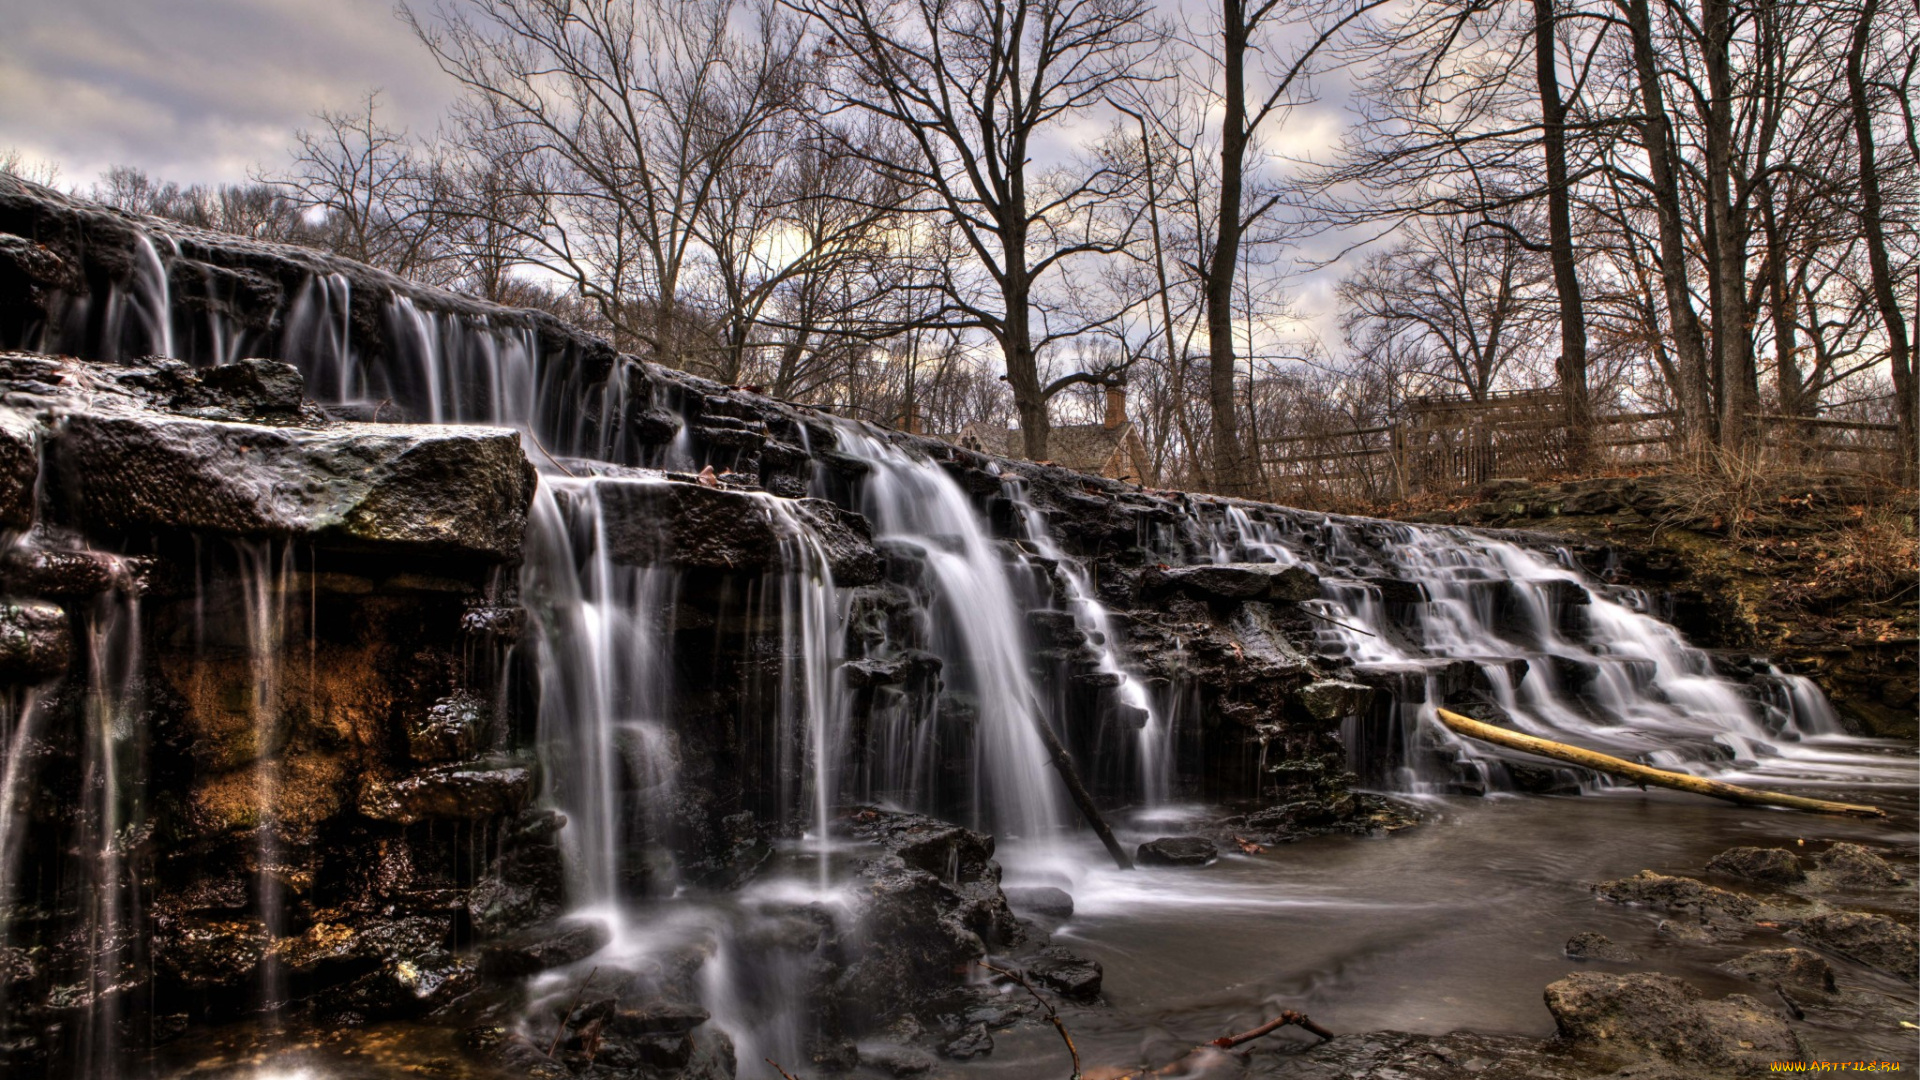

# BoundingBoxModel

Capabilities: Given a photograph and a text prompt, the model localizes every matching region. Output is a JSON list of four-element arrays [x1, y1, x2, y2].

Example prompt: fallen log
[[1031, 714, 1135, 870], [1433, 708, 1885, 818]]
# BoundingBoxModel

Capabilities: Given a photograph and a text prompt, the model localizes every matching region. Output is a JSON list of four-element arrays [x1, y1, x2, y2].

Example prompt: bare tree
[[404, 0, 806, 359], [785, 0, 1154, 460], [272, 92, 447, 280]]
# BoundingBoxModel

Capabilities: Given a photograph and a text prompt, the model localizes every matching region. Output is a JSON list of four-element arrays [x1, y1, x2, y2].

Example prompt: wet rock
[[1720, 948, 1836, 996], [589, 478, 883, 585], [0, 543, 141, 597], [1023, 946, 1102, 1000], [861, 1042, 936, 1076], [357, 761, 533, 824], [0, 406, 37, 530], [153, 915, 268, 990], [1593, 870, 1759, 929], [838, 810, 1021, 1020], [1811, 842, 1904, 888], [1297, 679, 1375, 722], [1137, 836, 1218, 867], [1563, 932, 1639, 962], [606, 999, 711, 1036], [1003, 886, 1074, 919], [0, 600, 70, 683], [190, 358, 305, 413], [1542, 972, 1800, 1069], [1146, 563, 1320, 604], [942, 1024, 993, 1059], [1789, 911, 1917, 981], [407, 690, 488, 763], [476, 918, 612, 977], [1363, 576, 1428, 604], [52, 413, 537, 560], [1705, 845, 1805, 885], [463, 1025, 568, 1079]]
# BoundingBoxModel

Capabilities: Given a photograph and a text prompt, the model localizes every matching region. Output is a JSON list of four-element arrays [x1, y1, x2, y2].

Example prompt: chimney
[[1104, 381, 1128, 430]]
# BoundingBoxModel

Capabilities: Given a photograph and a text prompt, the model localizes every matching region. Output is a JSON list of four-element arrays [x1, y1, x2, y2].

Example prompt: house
[[925, 383, 1159, 487]]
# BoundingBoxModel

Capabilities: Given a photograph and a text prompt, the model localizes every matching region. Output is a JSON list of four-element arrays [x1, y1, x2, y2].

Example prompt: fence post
[[1390, 422, 1408, 500]]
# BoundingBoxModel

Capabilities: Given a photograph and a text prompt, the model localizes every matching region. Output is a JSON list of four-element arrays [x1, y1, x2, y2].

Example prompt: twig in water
[[765, 1058, 804, 1080], [1210, 1009, 1335, 1047], [980, 960, 1082, 1079], [546, 965, 599, 1057], [1299, 606, 1376, 638], [524, 424, 578, 478]]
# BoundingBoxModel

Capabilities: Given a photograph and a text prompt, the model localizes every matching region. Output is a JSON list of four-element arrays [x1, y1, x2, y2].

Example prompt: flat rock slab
[[477, 918, 612, 977], [1563, 931, 1640, 962], [1147, 563, 1320, 604], [581, 477, 882, 585], [51, 412, 535, 560], [1137, 836, 1219, 867]]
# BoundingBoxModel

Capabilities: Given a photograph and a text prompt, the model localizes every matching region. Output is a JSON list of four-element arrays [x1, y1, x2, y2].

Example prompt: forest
[[8, 0, 1915, 495]]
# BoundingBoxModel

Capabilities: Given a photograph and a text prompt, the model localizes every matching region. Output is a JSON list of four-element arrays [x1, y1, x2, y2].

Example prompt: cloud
[[0, 0, 454, 187]]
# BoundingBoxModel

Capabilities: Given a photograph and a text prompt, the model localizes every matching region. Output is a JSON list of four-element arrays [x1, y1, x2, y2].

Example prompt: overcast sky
[[0, 0, 453, 188], [0, 0, 1360, 352]]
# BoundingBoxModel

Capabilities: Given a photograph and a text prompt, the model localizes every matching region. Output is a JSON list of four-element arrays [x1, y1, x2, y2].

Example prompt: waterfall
[[1006, 478, 1171, 807], [836, 428, 1067, 843], [1200, 506, 1911, 794]]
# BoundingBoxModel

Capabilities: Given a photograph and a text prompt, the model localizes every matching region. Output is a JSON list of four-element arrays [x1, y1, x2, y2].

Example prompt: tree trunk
[[1847, 0, 1918, 481], [1702, 0, 1757, 452], [1627, 0, 1714, 452], [1207, 0, 1252, 496], [1532, 0, 1592, 472]]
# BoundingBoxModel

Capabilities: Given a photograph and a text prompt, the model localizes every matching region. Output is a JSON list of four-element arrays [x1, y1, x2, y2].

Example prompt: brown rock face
[[1543, 971, 1801, 1069]]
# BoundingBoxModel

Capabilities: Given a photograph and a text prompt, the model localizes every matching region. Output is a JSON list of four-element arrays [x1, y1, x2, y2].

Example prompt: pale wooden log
[[1434, 708, 1885, 819]]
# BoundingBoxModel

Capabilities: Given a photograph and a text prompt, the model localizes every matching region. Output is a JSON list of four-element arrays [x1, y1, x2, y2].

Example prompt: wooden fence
[[1257, 390, 1905, 507]]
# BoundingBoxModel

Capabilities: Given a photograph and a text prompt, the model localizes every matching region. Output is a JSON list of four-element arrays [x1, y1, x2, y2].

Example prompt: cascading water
[[834, 428, 1067, 844], [1201, 506, 1912, 795], [1005, 478, 1172, 808]]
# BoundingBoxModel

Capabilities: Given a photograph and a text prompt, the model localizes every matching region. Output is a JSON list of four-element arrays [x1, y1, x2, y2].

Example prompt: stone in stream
[[1788, 911, 1918, 981], [1023, 946, 1103, 1000], [1003, 885, 1075, 919], [941, 1024, 994, 1060], [1563, 931, 1640, 963], [1542, 971, 1802, 1070], [1705, 845, 1805, 885], [1719, 947, 1837, 996], [1592, 870, 1774, 938], [1137, 836, 1219, 867], [861, 1043, 937, 1076], [1811, 842, 1905, 888]]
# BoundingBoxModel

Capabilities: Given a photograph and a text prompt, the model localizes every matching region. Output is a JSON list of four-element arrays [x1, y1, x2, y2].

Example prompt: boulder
[[1003, 886, 1074, 919], [1137, 836, 1218, 867], [1789, 911, 1917, 981], [1719, 948, 1836, 996], [1811, 842, 1904, 888], [192, 358, 305, 413], [1563, 931, 1639, 962], [1542, 972, 1800, 1069], [0, 600, 69, 683], [51, 412, 536, 560], [1148, 563, 1320, 604], [1705, 845, 1804, 885], [1023, 946, 1102, 1000], [358, 761, 533, 825]]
